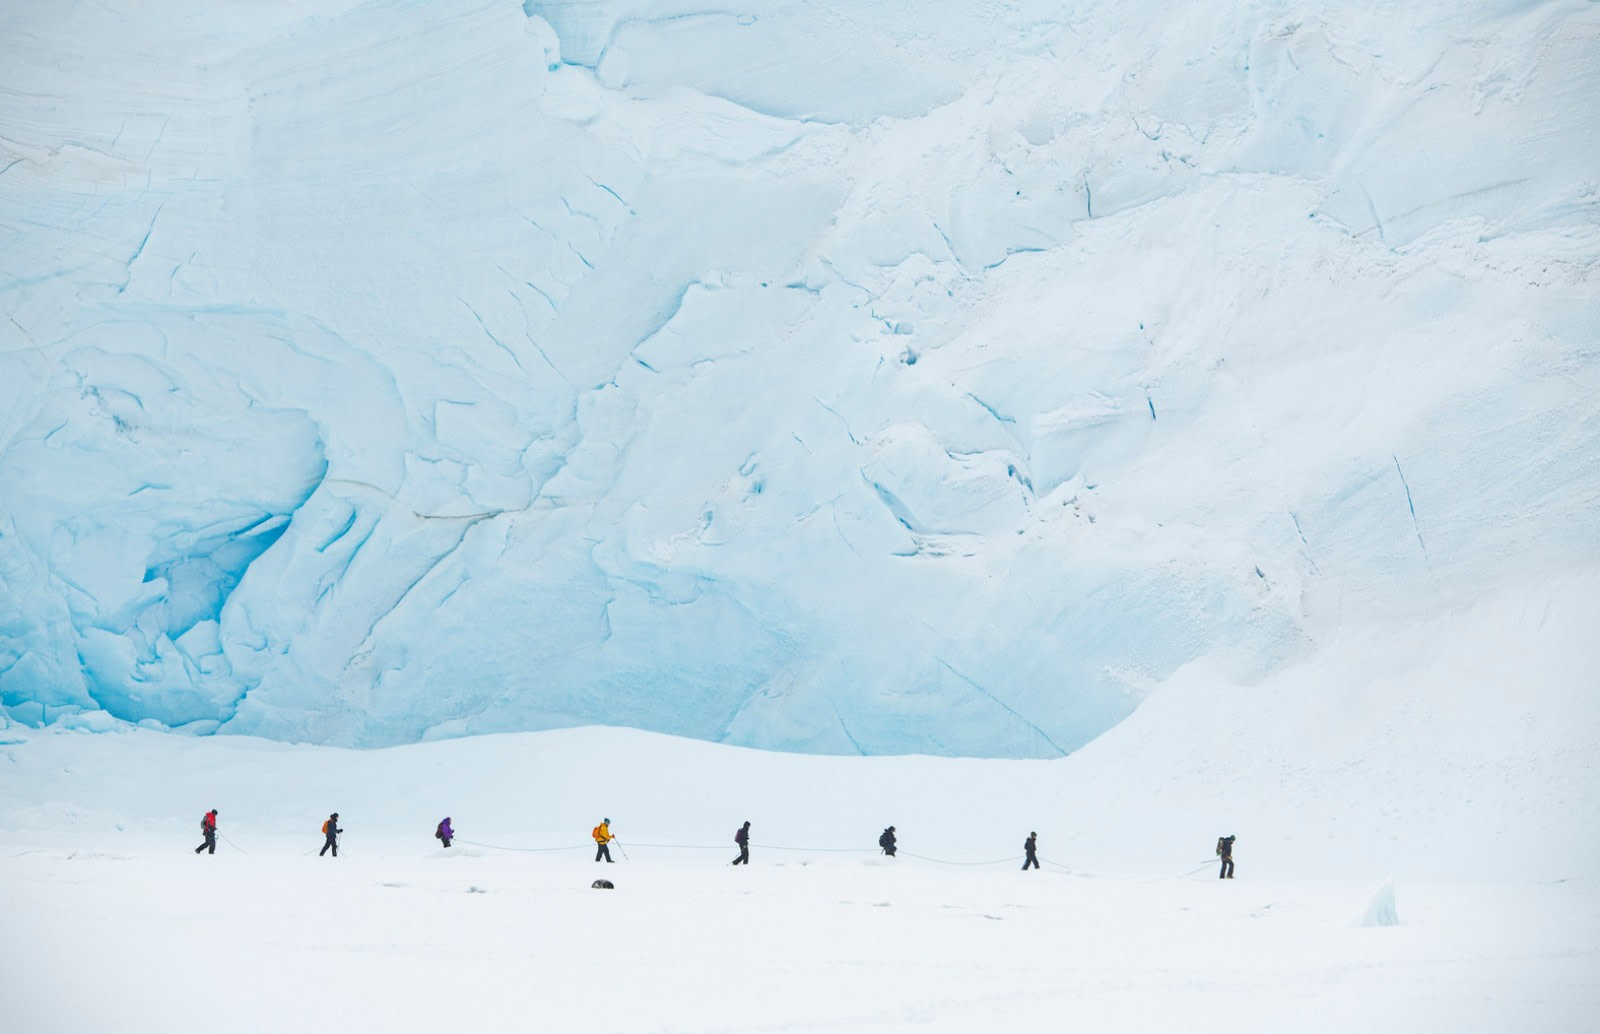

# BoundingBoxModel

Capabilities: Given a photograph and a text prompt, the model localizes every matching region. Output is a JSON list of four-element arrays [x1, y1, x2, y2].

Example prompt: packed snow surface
[[2, 725, 1596, 1033], [2, 0, 1598, 754]]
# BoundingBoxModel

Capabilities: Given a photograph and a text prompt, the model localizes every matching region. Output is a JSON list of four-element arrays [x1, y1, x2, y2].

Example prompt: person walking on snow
[[1217, 834, 1236, 879], [320, 813, 342, 857], [195, 809, 218, 855], [593, 818, 616, 862], [435, 817, 454, 848], [732, 821, 751, 865], [1022, 831, 1039, 870], [879, 826, 897, 857]]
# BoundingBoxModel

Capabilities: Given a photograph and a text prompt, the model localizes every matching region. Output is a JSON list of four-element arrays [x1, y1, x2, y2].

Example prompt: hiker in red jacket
[[195, 809, 218, 855]]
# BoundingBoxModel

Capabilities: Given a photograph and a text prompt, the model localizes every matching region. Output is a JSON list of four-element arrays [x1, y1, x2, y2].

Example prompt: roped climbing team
[[187, 806, 1238, 878]]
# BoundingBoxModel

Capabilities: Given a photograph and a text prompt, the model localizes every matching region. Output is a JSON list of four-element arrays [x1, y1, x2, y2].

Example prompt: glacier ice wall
[[1, 0, 1596, 753]]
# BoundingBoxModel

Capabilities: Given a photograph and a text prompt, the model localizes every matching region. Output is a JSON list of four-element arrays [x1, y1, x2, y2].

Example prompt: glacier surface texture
[[1, 0, 1596, 753]]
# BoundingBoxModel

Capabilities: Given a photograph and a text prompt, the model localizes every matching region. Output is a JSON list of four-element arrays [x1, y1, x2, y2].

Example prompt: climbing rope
[[900, 850, 1019, 867], [759, 843, 876, 854], [454, 838, 587, 853]]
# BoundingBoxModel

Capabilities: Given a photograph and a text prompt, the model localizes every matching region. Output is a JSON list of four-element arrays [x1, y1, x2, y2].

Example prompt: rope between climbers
[[457, 838, 883, 855], [900, 850, 1018, 867], [454, 839, 587, 853]]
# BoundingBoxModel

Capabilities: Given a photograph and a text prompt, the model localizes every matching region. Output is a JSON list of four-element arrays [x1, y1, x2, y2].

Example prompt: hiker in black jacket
[[879, 826, 897, 857], [1022, 832, 1039, 870], [1217, 835, 1235, 879], [732, 821, 751, 865], [320, 813, 342, 857]]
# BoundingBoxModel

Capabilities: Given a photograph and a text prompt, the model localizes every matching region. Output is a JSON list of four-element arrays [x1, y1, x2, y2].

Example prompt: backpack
[[592, 825, 604, 841], [322, 819, 332, 835]]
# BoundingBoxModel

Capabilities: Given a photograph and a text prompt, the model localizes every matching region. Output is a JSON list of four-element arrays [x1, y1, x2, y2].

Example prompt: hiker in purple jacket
[[435, 817, 454, 848], [732, 821, 751, 865]]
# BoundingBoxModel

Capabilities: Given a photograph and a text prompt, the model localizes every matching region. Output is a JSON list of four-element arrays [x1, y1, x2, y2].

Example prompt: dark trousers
[[196, 830, 215, 855], [732, 844, 749, 865], [1219, 856, 1234, 878], [882, 846, 896, 857], [440, 836, 452, 848], [1023, 852, 1039, 870], [321, 835, 338, 857], [596, 842, 612, 862]]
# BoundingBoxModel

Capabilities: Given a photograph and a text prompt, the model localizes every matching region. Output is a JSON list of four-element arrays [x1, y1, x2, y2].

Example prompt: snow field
[[3, 722, 1598, 1031], [4, 838, 1596, 1032]]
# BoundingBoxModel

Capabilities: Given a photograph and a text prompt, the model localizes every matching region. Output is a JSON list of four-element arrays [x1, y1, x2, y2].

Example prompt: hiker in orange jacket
[[593, 818, 615, 863]]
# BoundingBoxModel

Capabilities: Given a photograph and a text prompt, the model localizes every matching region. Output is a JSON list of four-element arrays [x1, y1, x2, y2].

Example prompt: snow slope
[[2, 0, 1598, 754], [1, 723, 1596, 1032]]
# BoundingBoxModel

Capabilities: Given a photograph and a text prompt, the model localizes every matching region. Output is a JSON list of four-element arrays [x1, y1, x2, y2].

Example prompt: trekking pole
[[615, 838, 629, 861], [1184, 858, 1217, 876], [220, 833, 248, 854]]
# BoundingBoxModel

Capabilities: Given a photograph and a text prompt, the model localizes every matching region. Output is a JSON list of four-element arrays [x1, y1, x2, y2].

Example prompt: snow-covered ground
[[7, 842, 1594, 1034], [4, 718, 1597, 1032]]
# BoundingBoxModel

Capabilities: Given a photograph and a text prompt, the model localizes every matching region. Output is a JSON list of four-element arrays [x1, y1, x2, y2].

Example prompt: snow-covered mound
[[1, 0, 1596, 754]]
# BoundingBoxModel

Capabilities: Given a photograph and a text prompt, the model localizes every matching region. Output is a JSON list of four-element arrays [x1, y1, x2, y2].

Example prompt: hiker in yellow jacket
[[593, 818, 615, 863]]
